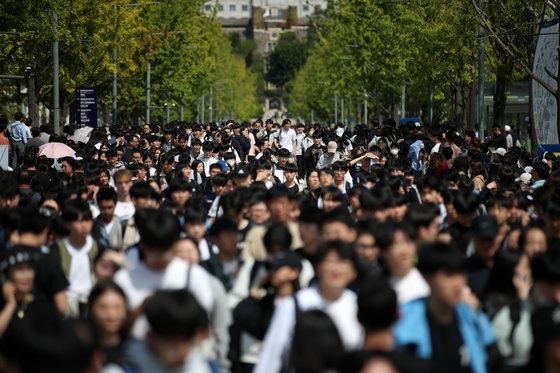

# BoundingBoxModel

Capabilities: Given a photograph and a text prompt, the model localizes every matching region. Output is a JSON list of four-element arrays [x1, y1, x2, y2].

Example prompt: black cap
[[268, 251, 302, 271], [472, 215, 498, 238], [0, 245, 40, 272], [232, 167, 249, 178]]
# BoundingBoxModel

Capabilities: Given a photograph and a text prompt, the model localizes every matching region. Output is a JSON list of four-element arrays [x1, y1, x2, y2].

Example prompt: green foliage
[[265, 32, 310, 88], [0, 0, 260, 124]]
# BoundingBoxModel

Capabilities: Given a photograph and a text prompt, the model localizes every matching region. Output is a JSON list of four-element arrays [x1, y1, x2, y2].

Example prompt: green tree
[[265, 32, 309, 89]]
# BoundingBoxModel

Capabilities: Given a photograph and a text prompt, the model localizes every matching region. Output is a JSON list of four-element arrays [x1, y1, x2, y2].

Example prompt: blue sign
[[76, 87, 98, 128], [538, 144, 560, 159], [400, 117, 420, 125]]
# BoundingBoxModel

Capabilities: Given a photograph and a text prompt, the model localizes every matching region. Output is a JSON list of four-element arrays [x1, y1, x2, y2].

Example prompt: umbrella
[[39, 142, 75, 159]]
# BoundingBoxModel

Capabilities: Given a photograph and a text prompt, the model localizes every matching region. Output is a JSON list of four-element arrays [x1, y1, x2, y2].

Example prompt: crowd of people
[[0, 111, 560, 373]]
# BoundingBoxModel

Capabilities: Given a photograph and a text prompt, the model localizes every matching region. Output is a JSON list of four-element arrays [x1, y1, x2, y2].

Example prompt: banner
[[75, 87, 98, 128], [533, 19, 559, 145]]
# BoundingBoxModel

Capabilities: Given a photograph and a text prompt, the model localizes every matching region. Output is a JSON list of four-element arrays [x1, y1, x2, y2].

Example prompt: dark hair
[[183, 208, 207, 225], [454, 191, 479, 214], [211, 173, 228, 187], [263, 225, 292, 253], [129, 182, 154, 200], [417, 242, 465, 274], [17, 207, 50, 235], [533, 162, 550, 180], [314, 240, 358, 270], [532, 248, 560, 284], [404, 203, 439, 231], [144, 289, 208, 339], [135, 208, 180, 250], [61, 198, 93, 222], [358, 278, 397, 331], [321, 206, 355, 229], [96, 187, 117, 204], [375, 220, 415, 251], [483, 249, 523, 298], [321, 186, 344, 202], [266, 185, 291, 203], [208, 216, 237, 237], [289, 310, 345, 373]]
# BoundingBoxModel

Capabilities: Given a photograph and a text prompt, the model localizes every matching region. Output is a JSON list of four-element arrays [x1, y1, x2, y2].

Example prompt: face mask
[[391, 149, 399, 155], [185, 131, 192, 136], [227, 160, 236, 167]]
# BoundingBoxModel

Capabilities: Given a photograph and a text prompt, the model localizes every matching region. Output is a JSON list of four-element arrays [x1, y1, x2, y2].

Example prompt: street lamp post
[[146, 62, 151, 124]]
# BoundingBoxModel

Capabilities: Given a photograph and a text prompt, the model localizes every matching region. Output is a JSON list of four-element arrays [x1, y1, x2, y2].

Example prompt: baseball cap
[[232, 167, 249, 178], [515, 173, 532, 185], [472, 215, 499, 238], [491, 147, 507, 156], [504, 125, 511, 132], [327, 141, 338, 153], [268, 251, 302, 271]]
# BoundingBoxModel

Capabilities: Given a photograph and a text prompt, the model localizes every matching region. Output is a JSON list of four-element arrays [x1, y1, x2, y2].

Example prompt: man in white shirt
[[113, 169, 135, 220], [114, 208, 214, 339], [201, 141, 218, 177], [273, 119, 297, 155]]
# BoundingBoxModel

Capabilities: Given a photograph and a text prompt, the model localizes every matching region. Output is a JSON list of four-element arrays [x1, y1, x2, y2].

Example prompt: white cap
[[327, 141, 338, 153], [515, 173, 532, 185], [504, 125, 511, 132], [492, 147, 507, 156]]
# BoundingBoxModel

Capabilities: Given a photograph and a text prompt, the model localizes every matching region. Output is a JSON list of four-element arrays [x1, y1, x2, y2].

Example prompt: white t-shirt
[[65, 236, 94, 304], [274, 128, 297, 153], [114, 256, 214, 339], [114, 201, 135, 220], [389, 267, 430, 304], [202, 156, 218, 177], [254, 286, 363, 373]]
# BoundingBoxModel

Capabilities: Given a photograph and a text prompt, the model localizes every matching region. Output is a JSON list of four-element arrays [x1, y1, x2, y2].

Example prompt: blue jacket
[[393, 298, 496, 373]]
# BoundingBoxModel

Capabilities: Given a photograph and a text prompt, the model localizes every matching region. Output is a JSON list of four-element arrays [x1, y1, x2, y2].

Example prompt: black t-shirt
[[465, 254, 492, 298], [427, 312, 470, 373], [34, 253, 69, 302]]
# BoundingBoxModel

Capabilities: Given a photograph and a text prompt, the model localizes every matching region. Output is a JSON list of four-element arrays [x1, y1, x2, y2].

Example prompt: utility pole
[[52, 11, 60, 133], [146, 62, 151, 124], [477, 0, 485, 139], [334, 93, 338, 123], [209, 87, 213, 123], [341, 98, 345, 125]]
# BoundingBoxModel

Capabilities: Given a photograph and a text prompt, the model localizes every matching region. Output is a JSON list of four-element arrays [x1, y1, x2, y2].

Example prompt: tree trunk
[[26, 76, 40, 127], [528, 78, 538, 156], [102, 102, 110, 126], [493, 67, 509, 128]]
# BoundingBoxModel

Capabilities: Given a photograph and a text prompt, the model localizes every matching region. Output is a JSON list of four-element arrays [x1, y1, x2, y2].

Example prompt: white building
[[202, 0, 327, 20]]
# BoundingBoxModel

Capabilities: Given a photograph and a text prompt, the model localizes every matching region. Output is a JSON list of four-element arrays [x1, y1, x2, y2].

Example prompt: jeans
[[10, 141, 24, 169]]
